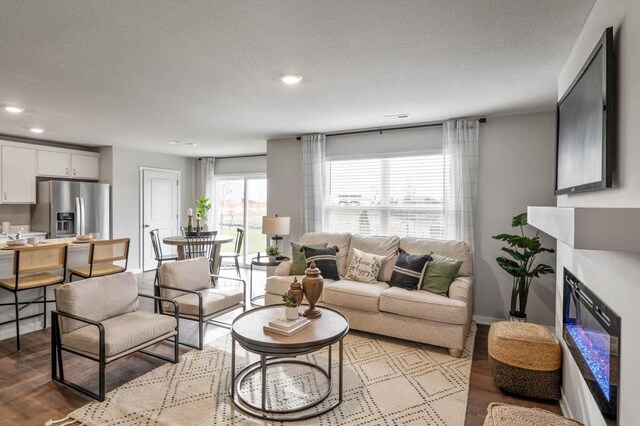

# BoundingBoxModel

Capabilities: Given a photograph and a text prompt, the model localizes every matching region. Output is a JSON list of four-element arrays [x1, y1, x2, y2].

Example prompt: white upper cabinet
[[37, 150, 72, 177], [2, 146, 37, 203], [36, 150, 99, 179], [71, 154, 99, 179]]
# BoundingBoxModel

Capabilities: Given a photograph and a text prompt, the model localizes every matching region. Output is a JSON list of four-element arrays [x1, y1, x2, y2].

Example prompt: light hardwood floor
[[0, 268, 561, 426]]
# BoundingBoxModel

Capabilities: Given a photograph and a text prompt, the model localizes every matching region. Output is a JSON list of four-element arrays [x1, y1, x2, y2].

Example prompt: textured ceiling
[[0, 0, 594, 156]]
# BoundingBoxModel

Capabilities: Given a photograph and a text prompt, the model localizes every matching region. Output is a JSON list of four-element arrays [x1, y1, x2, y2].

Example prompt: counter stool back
[[0, 243, 68, 351], [69, 238, 130, 281]]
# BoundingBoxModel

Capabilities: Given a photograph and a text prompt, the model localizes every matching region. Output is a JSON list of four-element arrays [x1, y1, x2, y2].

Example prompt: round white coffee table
[[230, 305, 349, 421]]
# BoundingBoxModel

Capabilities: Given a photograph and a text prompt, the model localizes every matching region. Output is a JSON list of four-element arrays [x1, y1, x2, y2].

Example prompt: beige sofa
[[265, 232, 474, 357]]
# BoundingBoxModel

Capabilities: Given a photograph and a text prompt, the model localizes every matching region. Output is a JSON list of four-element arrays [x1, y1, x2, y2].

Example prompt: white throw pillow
[[344, 248, 386, 283]]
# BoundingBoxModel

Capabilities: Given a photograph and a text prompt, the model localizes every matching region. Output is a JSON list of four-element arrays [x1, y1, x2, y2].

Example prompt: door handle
[[65, 168, 69, 176], [3, 192, 6, 201], [144, 224, 150, 228], [73, 169, 77, 176]]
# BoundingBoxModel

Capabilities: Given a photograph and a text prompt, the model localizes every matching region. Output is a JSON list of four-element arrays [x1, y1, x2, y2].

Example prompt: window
[[324, 154, 445, 238], [214, 175, 267, 264]]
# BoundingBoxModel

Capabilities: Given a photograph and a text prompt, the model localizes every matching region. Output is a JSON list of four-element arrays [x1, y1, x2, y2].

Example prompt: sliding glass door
[[214, 175, 266, 265]]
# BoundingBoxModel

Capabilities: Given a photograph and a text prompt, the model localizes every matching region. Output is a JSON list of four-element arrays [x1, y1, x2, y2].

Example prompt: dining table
[[163, 234, 234, 274]]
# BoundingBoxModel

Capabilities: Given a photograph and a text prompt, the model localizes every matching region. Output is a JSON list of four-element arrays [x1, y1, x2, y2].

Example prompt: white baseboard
[[559, 388, 571, 418], [473, 315, 504, 325]]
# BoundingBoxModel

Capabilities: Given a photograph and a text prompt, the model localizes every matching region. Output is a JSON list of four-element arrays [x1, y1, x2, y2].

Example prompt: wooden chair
[[69, 238, 130, 281], [0, 243, 68, 351], [157, 257, 245, 349], [219, 227, 244, 278]]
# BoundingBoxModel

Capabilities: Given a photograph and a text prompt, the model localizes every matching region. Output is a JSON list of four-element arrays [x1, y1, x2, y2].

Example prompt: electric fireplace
[[563, 268, 620, 423]]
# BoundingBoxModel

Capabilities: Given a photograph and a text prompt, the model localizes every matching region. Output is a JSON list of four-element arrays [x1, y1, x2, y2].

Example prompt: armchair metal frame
[[156, 274, 246, 350], [51, 294, 180, 401]]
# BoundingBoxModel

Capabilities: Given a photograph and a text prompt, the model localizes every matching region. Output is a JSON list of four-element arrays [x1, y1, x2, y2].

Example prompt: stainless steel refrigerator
[[31, 181, 110, 239]]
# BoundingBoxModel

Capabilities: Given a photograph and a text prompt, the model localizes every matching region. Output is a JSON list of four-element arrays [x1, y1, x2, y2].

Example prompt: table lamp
[[262, 215, 290, 259]]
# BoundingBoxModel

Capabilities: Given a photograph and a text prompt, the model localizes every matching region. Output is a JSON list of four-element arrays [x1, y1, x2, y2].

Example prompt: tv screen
[[555, 27, 614, 195]]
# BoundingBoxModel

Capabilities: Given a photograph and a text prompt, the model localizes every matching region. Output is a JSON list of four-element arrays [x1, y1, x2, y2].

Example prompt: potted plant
[[266, 245, 279, 263], [492, 212, 555, 322], [282, 294, 299, 320], [196, 196, 212, 230]]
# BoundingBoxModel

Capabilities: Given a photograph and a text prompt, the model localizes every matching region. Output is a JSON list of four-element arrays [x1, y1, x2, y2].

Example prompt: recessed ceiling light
[[185, 142, 198, 147], [279, 73, 303, 85], [167, 140, 181, 145], [30, 128, 44, 134], [4, 106, 25, 114]]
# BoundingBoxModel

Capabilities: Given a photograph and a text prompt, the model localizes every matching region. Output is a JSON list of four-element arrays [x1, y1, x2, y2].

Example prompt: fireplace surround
[[563, 268, 620, 423]]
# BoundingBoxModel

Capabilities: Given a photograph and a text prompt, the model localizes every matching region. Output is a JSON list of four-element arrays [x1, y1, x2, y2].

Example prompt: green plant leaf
[[500, 247, 530, 262], [529, 264, 555, 277], [496, 257, 526, 277], [511, 212, 528, 227]]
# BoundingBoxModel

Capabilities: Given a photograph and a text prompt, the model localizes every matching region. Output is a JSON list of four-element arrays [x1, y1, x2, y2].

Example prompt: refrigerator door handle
[[75, 197, 81, 236], [80, 197, 86, 235]]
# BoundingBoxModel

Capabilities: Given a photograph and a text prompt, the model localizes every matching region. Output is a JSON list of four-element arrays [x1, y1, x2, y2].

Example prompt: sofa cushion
[[61, 310, 177, 357], [347, 234, 400, 282], [421, 253, 463, 296], [399, 237, 472, 277], [322, 280, 389, 312], [163, 288, 244, 317], [388, 249, 431, 290], [291, 242, 327, 275], [299, 232, 351, 276], [303, 246, 340, 280], [55, 271, 139, 333], [344, 248, 386, 283], [379, 287, 468, 325], [158, 257, 211, 300]]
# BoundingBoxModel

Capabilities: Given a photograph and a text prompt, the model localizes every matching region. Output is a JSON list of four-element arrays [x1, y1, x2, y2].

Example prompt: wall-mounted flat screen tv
[[555, 27, 614, 195]]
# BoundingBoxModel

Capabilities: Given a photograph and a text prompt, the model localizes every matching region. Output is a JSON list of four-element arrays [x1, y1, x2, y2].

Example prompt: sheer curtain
[[301, 134, 326, 233], [443, 119, 479, 251], [195, 157, 215, 226]]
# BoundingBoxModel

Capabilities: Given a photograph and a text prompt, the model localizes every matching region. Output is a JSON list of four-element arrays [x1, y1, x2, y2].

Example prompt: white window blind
[[324, 153, 445, 238]]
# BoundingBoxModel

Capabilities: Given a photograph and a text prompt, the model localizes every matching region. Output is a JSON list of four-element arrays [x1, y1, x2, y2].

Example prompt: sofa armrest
[[275, 261, 292, 276], [449, 276, 472, 304]]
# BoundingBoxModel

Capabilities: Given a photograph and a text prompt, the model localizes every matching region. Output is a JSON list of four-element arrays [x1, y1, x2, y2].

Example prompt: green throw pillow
[[421, 252, 463, 296], [290, 242, 328, 275]]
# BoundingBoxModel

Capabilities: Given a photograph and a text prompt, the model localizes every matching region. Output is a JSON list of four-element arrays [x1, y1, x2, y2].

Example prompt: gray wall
[[554, 1, 640, 424], [106, 147, 194, 271], [266, 111, 558, 326]]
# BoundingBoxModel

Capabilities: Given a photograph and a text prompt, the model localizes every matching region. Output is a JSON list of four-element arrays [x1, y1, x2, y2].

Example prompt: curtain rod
[[198, 153, 266, 160], [295, 117, 487, 140]]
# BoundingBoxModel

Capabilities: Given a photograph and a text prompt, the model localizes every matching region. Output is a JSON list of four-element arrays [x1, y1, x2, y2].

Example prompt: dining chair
[[0, 243, 68, 351], [184, 231, 217, 261], [219, 227, 244, 278], [150, 229, 178, 286], [69, 238, 130, 281]]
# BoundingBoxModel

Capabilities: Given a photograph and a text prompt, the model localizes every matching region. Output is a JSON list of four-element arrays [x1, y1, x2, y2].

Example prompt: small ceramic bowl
[[6, 239, 28, 247]]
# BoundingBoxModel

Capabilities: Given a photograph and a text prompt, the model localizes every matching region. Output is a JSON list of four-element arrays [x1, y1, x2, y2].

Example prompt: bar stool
[[69, 238, 130, 281], [0, 243, 68, 351]]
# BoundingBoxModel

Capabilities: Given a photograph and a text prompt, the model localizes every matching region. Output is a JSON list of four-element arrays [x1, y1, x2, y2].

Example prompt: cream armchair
[[157, 257, 246, 349], [52, 272, 179, 401]]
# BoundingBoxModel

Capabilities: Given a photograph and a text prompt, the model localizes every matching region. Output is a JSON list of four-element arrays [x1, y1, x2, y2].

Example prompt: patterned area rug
[[49, 324, 476, 426]]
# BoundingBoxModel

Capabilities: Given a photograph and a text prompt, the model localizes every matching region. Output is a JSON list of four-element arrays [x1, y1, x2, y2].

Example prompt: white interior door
[[142, 169, 179, 271]]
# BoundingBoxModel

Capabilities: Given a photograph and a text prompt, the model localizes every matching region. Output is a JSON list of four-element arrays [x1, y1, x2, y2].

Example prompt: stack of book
[[263, 316, 311, 336]]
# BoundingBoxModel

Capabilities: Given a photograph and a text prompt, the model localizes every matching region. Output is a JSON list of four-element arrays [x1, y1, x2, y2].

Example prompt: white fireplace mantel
[[527, 206, 640, 252]]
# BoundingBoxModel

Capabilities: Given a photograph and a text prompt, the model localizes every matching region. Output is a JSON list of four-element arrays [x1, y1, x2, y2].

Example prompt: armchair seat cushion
[[322, 280, 389, 312], [61, 311, 177, 358], [379, 287, 467, 325], [163, 288, 243, 317]]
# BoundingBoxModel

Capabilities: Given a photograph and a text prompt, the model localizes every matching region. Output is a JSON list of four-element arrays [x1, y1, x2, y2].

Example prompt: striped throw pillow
[[302, 246, 340, 280], [388, 249, 432, 290]]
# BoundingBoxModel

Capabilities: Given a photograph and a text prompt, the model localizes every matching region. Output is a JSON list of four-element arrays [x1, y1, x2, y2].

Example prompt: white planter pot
[[285, 306, 299, 320], [268, 255, 277, 263]]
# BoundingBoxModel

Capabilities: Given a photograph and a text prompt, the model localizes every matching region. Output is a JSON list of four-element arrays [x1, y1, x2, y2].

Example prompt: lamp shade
[[262, 216, 290, 236]]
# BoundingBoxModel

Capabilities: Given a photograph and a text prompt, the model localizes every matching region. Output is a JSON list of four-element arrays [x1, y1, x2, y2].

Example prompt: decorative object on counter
[[287, 277, 304, 306], [492, 212, 555, 322], [265, 244, 279, 262], [262, 215, 290, 258], [26, 236, 42, 246], [5, 239, 27, 247], [196, 196, 212, 227], [187, 208, 194, 233], [302, 261, 323, 319], [90, 232, 100, 240], [282, 294, 299, 320]]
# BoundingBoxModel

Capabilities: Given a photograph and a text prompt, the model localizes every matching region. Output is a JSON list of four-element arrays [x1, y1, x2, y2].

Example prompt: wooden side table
[[249, 255, 289, 307]]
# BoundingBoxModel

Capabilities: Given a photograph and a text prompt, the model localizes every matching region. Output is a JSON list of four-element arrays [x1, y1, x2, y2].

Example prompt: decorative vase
[[268, 255, 277, 263], [287, 277, 304, 306], [302, 261, 323, 319], [284, 306, 299, 320]]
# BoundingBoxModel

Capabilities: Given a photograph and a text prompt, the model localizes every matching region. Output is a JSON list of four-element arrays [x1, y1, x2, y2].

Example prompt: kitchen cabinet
[[2, 146, 36, 203], [37, 150, 71, 177], [37, 150, 99, 179], [71, 154, 99, 179]]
